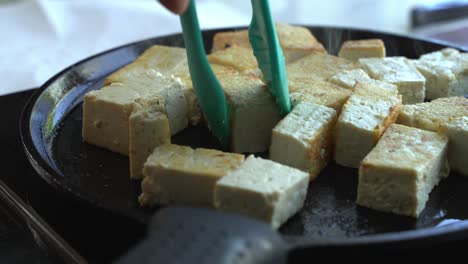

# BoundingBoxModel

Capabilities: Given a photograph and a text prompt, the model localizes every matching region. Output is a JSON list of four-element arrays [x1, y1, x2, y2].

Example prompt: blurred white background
[[0, 0, 463, 94]]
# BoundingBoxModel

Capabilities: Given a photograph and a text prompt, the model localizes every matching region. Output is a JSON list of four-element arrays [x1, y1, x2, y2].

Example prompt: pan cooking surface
[[22, 26, 468, 242]]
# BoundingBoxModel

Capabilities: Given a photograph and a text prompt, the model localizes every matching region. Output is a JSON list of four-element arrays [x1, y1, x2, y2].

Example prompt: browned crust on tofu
[[306, 113, 338, 180], [373, 99, 402, 142], [340, 39, 385, 50]]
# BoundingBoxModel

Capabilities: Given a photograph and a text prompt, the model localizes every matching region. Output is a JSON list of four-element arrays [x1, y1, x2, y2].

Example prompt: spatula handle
[[115, 207, 288, 264]]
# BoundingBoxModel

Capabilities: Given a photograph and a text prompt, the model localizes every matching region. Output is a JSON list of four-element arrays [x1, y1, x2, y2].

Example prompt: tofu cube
[[288, 78, 352, 113], [110, 69, 188, 135], [270, 102, 337, 180], [442, 117, 468, 177], [359, 57, 426, 104], [338, 39, 386, 61], [287, 52, 359, 81], [214, 155, 309, 229], [82, 83, 153, 155], [105, 45, 189, 85], [139, 144, 245, 207], [411, 48, 468, 100], [129, 98, 171, 179], [208, 45, 258, 72], [211, 24, 326, 63], [334, 82, 402, 168], [218, 73, 282, 153], [397, 96, 468, 176], [328, 69, 398, 92], [357, 124, 450, 217], [82, 72, 187, 155], [105, 45, 201, 125]]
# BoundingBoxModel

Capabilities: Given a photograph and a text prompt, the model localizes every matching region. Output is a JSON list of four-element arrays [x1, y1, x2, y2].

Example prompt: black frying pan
[[20, 26, 468, 258]]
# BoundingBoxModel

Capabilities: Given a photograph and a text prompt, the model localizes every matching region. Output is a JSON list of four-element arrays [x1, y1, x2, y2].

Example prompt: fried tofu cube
[[82, 72, 187, 155], [214, 155, 309, 229], [129, 98, 171, 179], [442, 117, 468, 177], [357, 124, 450, 217], [105, 45, 189, 85], [411, 48, 468, 100], [208, 45, 258, 72], [104, 45, 202, 125], [139, 144, 245, 207], [218, 73, 282, 153], [334, 82, 402, 168], [212, 24, 326, 63], [328, 69, 398, 92], [270, 102, 337, 180], [275, 23, 327, 62], [288, 78, 352, 113], [83, 83, 139, 155], [360, 57, 426, 104], [338, 39, 386, 61], [287, 52, 359, 81], [397, 96, 468, 176]]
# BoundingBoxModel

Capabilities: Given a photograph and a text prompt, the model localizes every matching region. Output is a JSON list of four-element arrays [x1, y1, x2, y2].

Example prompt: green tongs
[[180, 0, 290, 147]]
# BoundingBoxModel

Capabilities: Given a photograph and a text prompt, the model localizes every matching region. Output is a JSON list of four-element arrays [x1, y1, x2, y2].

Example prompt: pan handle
[[115, 207, 289, 264]]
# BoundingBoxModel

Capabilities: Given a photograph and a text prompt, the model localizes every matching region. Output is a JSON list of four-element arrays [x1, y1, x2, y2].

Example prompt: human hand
[[159, 0, 189, 14]]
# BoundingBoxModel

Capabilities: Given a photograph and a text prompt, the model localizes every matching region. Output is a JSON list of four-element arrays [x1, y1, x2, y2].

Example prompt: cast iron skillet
[[20, 26, 468, 253]]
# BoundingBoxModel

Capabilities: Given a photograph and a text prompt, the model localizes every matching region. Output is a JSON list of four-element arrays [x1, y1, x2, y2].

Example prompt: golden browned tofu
[[139, 144, 245, 207], [211, 24, 326, 63], [208, 45, 258, 72], [357, 124, 450, 217], [334, 82, 402, 168], [287, 52, 359, 81], [397, 96, 468, 176], [288, 78, 352, 112], [338, 39, 386, 61], [105, 45, 188, 85], [270, 102, 337, 180]]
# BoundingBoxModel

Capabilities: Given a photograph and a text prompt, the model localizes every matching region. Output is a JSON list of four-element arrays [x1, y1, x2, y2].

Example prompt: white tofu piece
[[359, 57, 426, 104], [82, 83, 151, 155], [129, 98, 171, 179], [108, 69, 188, 135], [82, 72, 188, 155], [442, 117, 468, 177], [411, 48, 468, 99], [139, 144, 245, 207], [105, 44, 202, 126], [218, 73, 282, 153], [334, 82, 402, 168], [397, 96, 468, 176], [214, 155, 309, 229], [357, 124, 450, 217], [328, 69, 398, 92], [270, 102, 337, 180]]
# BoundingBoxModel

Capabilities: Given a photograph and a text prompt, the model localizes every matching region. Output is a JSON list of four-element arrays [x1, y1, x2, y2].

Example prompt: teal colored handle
[[249, 0, 291, 115], [180, 0, 229, 147]]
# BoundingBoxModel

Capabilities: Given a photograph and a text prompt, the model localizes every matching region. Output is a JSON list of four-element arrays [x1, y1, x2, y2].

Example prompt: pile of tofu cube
[[82, 24, 468, 228]]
